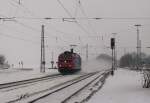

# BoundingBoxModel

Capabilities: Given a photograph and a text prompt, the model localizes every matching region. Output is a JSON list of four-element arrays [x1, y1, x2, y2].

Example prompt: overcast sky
[[0, 0, 150, 68]]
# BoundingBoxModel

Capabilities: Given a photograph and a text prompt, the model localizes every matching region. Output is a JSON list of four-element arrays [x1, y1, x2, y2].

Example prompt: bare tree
[[0, 55, 6, 65]]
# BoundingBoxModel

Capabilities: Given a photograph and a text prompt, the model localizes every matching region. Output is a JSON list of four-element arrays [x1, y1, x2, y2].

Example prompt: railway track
[[9, 69, 111, 103], [62, 70, 110, 103], [0, 74, 62, 90], [29, 72, 98, 103], [7, 71, 97, 103], [2, 73, 85, 103]]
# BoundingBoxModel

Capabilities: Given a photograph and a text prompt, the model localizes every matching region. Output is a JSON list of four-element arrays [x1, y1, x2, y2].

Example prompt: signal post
[[111, 38, 115, 75]]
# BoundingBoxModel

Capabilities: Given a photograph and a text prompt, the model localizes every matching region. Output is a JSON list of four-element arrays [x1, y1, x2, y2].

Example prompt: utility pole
[[19, 0, 21, 4], [101, 35, 105, 53], [40, 25, 45, 73], [21, 61, 23, 68], [51, 51, 54, 69], [139, 40, 142, 67], [19, 62, 20, 68], [135, 24, 141, 69], [124, 47, 127, 55], [86, 44, 88, 61]]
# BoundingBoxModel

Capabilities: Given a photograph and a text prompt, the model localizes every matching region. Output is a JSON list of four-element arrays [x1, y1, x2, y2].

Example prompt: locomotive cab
[[58, 50, 81, 74]]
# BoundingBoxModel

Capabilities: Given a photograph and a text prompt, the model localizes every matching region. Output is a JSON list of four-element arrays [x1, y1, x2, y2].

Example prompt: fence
[[141, 68, 150, 88]]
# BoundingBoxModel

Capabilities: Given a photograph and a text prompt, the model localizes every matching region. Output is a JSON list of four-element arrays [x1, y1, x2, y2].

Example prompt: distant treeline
[[119, 52, 150, 68]]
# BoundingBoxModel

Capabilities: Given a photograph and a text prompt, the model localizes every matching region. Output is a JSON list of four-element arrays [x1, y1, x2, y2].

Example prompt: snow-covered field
[[88, 69, 150, 103], [0, 58, 111, 84], [1, 58, 150, 103], [0, 68, 59, 84]]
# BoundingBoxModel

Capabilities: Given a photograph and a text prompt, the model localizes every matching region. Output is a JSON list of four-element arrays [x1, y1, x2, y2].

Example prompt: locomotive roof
[[59, 51, 80, 57]]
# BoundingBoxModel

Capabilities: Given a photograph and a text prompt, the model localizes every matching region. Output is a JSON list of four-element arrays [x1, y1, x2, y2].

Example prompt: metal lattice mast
[[135, 24, 141, 69], [40, 25, 45, 73]]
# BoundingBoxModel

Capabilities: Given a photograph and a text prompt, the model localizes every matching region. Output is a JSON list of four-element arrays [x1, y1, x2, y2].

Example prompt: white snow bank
[[0, 68, 58, 84], [0, 56, 111, 84], [88, 69, 150, 103]]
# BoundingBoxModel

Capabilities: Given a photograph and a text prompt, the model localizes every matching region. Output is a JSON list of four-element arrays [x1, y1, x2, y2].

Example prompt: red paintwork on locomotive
[[57, 51, 81, 73], [58, 53, 75, 69]]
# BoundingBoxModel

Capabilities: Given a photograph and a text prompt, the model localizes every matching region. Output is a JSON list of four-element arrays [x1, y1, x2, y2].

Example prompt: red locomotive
[[57, 49, 81, 74]]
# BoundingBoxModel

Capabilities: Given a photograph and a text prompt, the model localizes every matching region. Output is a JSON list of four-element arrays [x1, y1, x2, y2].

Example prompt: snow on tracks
[[27, 69, 111, 103]]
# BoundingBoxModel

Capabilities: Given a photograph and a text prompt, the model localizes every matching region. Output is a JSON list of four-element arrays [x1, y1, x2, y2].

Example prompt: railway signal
[[111, 38, 115, 49], [111, 38, 115, 76]]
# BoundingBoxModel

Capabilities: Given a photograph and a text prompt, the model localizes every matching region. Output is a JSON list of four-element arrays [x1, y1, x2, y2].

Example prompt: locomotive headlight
[[64, 60, 67, 63]]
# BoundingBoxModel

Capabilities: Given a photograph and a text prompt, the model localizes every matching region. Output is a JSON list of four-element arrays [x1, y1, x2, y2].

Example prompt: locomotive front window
[[67, 60, 72, 62], [63, 59, 72, 63], [59, 59, 72, 62]]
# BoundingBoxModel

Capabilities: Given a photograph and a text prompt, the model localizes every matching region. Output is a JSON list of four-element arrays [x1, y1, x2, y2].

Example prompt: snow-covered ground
[[0, 68, 59, 84], [1, 58, 150, 103], [88, 69, 150, 103], [0, 73, 85, 103], [0, 58, 111, 84]]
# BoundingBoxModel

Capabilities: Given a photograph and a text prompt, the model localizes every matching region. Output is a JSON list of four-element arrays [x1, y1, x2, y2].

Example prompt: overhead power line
[[13, 19, 73, 45], [10, 0, 37, 17], [0, 31, 40, 44], [77, 0, 97, 35], [57, 0, 73, 17], [7, 16, 150, 20], [57, 0, 92, 36], [14, 20, 41, 33], [0, 23, 40, 39]]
